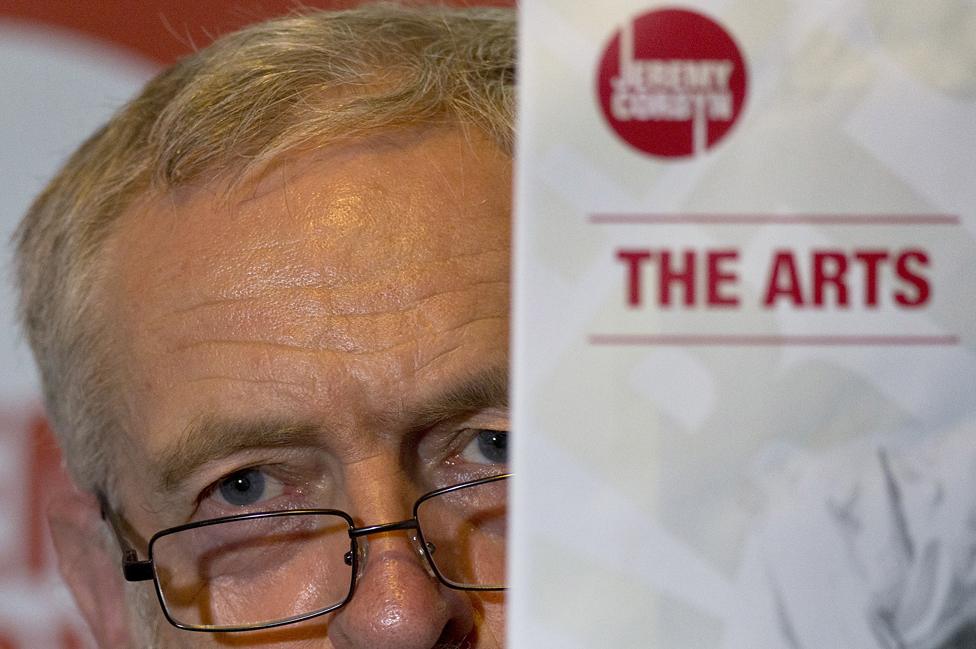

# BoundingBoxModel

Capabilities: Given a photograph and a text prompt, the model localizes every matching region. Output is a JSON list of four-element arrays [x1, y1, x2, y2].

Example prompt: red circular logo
[[597, 8, 748, 158]]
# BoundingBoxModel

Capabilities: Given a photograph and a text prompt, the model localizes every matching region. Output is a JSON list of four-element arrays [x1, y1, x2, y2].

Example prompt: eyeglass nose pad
[[343, 539, 370, 579], [344, 532, 439, 581], [410, 532, 439, 581]]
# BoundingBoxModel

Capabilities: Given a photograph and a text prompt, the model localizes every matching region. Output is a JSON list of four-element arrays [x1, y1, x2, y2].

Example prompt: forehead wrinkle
[[165, 277, 505, 322], [182, 374, 310, 389], [155, 278, 507, 357], [165, 316, 503, 360], [159, 289, 294, 325], [156, 247, 507, 325]]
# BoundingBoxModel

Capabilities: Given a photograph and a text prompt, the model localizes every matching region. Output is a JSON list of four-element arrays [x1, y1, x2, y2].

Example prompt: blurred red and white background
[[0, 2, 510, 646]]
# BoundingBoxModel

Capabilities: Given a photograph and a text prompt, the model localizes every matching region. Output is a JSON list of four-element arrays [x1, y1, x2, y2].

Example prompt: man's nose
[[327, 532, 475, 649], [326, 468, 475, 649]]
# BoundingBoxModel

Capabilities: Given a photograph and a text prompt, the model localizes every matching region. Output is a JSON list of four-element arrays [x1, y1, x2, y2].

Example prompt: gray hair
[[14, 3, 515, 493]]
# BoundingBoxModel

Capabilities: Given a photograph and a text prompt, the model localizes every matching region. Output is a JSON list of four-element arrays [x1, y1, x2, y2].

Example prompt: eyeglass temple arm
[[96, 491, 154, 582]]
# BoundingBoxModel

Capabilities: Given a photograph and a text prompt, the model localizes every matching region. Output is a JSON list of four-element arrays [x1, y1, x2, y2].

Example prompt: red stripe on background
[[26, 414, 60, 577], [0, 0, 516, 65], [59, 625, 83, 649]]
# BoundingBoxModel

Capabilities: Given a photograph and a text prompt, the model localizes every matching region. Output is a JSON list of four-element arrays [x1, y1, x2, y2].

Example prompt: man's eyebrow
[[154, 420, 323, 493], [152, 367, 508, 493], [404, 366, 509, 433]]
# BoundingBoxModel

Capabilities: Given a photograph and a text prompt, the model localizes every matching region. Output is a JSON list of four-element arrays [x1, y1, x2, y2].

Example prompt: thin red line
[[588, 214, 961, 226], [588, 334, 960, 346]]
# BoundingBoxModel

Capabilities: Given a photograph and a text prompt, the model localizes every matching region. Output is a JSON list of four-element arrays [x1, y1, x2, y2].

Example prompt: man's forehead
[[101, 128, 511, 315], [96, 127, 511, 466]]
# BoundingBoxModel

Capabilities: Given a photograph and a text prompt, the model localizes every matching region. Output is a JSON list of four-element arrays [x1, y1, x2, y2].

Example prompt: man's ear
[[47, 485, 134, 648]]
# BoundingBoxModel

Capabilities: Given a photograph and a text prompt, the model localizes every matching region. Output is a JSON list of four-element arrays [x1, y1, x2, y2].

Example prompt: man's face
[[92, 128, 511, 648]]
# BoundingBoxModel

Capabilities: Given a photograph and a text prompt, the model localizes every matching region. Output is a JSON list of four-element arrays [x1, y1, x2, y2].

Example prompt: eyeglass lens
[[152, 512, 353, 629], [148, 477, 508, 631], [417, 477, 507, 589]]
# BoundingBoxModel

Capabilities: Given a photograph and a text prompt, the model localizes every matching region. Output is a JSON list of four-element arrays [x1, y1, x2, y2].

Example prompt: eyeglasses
[[99, 473, 509, 632]]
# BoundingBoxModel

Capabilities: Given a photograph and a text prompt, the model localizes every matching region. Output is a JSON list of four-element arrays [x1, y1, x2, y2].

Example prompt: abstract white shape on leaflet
[[844, 55, 976, 217], [522, 433, 733, 617], [723, 423, 976, 649], [780, 344, 976, 431], [630, 348, 716, 432]]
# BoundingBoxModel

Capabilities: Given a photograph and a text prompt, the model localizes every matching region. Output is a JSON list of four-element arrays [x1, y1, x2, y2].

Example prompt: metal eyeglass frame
[[98, 472, 510, 633]]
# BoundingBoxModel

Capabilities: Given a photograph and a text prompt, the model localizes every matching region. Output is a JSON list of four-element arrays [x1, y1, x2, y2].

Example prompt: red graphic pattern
[[0, 411, 89, 647], [597, 8, 747, 158], [0, 0, 513, 64]]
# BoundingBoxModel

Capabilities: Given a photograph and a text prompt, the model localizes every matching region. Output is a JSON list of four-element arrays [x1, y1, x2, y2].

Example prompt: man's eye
[[460, 429, 508, 465], [214, 468, 282, 508]]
